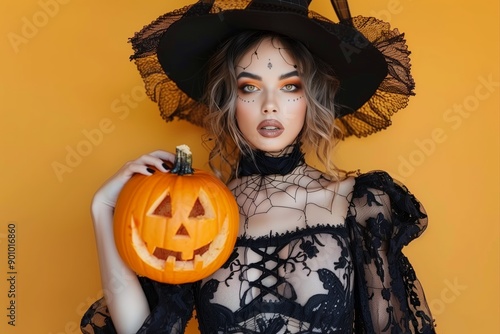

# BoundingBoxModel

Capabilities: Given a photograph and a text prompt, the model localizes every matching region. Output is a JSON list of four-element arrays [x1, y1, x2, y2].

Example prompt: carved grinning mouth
[[152, 243, 211, 261], [130, 218, 229, 271]]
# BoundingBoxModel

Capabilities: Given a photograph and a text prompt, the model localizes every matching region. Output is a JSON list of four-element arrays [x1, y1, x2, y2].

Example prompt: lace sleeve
[[80, 276, 196, 334], [346, 171, 436, 333]]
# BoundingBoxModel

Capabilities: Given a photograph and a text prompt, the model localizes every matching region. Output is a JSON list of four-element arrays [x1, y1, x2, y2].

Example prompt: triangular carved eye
[[189, 198, 205, 217], [152, 195, 172, 217]]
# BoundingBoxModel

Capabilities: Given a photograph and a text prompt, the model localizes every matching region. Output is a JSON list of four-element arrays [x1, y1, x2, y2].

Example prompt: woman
[[81, 1, 436, 333]]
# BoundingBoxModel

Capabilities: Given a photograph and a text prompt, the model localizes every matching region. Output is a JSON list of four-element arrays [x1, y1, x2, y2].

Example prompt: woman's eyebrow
[[237, 72, 261, 80], [279, 71, 299, 80]]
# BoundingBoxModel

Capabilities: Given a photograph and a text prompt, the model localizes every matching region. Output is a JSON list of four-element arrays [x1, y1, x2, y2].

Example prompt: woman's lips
[[257, 119, 284, 138]]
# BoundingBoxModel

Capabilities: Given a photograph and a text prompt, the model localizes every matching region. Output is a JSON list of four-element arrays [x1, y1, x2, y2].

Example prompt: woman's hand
[[92, 150, 175, 211]]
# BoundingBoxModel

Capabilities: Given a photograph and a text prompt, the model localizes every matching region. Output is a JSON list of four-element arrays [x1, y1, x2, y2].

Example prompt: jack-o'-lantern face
[[139, 189, 216, 263], [114, 147, 239, 284]]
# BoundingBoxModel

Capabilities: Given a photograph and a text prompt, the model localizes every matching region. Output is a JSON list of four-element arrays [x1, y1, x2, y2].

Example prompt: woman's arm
[[91, 150, 174, 334], [347, 171, 435, 333]]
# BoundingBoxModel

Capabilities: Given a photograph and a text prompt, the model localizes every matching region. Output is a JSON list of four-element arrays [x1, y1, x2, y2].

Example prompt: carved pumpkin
[[114, 145, 239, 284]]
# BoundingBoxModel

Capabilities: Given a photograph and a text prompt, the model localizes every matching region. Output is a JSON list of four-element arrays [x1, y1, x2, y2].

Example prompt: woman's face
[[235, 37, 306, 153]]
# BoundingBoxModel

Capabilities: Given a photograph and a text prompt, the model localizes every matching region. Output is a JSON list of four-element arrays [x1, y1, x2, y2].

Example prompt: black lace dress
[[81, 164, 436, 333]]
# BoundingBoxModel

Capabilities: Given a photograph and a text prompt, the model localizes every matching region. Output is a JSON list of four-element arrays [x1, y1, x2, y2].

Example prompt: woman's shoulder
[[304, 169, 402, 205], [301, 165, 391, 197]]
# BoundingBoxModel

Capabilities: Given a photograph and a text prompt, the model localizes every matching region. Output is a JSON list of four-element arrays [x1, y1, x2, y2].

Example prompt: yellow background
[[0, 0, 498, 333]]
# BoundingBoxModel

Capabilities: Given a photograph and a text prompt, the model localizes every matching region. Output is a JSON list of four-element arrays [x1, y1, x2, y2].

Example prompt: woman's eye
[[242, 85, 258, 93], [282, 84, 298, 92]]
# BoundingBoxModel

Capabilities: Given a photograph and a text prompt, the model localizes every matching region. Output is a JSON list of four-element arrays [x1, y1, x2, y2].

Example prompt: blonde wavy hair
[[202, 31, 343, 183]]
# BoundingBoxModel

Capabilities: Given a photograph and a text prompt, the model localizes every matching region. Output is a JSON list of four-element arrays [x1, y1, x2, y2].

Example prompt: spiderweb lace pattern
[[196, 165, 356, 333]]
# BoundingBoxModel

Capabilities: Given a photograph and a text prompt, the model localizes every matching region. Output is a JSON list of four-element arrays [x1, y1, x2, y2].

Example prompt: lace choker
[[237, 144, 305, 177]]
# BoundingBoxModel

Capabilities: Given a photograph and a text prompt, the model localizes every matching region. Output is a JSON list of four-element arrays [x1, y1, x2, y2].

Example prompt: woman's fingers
[[149, 150, 176, 164], [93, 150, 175, 208], [123, 150, 175, 175]]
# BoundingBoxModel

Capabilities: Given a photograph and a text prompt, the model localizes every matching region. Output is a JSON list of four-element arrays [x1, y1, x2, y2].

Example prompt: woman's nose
[[262, 93, 278, 113]]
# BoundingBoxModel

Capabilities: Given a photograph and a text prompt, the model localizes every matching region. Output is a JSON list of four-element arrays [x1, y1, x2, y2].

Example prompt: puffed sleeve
[[346, 171, 436, 333], [80, 276, 196, 334]]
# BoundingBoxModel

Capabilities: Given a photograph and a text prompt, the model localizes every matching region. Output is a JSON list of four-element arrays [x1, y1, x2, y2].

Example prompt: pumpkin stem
[[171, 145, 194, 175]]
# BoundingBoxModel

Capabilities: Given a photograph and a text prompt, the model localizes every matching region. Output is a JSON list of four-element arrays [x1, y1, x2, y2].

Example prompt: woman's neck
[[262, 144, 296, 157], [237, 143, 305, 177]]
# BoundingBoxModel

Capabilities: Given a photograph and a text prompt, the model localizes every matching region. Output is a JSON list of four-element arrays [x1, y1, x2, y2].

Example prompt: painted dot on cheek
[[238, 95, 255, 103], [288, 96, 303, 102]]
